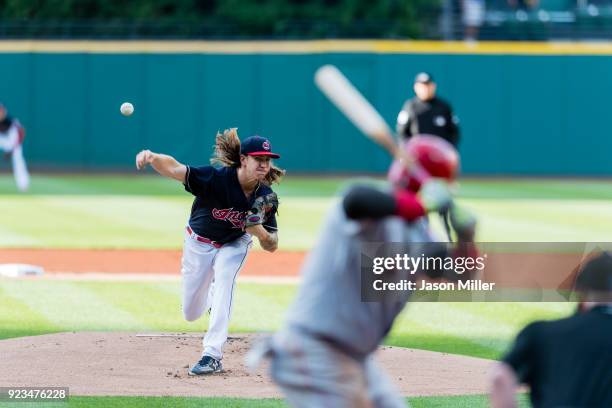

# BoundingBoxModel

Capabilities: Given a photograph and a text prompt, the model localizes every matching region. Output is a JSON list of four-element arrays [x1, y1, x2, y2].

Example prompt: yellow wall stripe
[[1, 40, 612, 55]]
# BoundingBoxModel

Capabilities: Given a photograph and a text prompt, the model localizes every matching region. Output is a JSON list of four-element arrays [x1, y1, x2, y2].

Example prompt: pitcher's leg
[[11, 145, 29, 192], [205, 279, 215, 314], [203, 236, 251, 359], [181, 236, 217, 322]]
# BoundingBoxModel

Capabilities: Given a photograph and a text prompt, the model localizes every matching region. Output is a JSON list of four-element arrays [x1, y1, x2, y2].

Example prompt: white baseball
[[120, 102, 134, 116]]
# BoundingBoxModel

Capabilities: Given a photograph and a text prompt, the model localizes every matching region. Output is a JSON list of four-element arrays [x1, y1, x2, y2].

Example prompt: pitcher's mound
[[0, 332, 491, 398]]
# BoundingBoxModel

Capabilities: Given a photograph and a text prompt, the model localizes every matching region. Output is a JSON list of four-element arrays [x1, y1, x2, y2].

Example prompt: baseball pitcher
[[136, 128, 284, 375], [250, 136, 477, 407]]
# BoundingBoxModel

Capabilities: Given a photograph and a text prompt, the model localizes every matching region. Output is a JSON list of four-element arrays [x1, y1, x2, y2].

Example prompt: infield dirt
[[0, 332, 492, 398], [0, 249, 304, 276]]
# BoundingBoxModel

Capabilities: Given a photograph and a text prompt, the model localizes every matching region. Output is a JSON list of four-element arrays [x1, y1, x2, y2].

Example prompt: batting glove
[[419, 179, 453, 213]]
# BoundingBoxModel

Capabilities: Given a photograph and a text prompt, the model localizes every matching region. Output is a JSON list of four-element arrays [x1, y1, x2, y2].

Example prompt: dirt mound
[[0, 332, 492, 398]]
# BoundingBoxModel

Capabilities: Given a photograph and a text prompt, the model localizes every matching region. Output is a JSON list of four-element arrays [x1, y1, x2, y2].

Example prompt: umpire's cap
[[575, 252, 612, 295], [414, 72, 434, 84]]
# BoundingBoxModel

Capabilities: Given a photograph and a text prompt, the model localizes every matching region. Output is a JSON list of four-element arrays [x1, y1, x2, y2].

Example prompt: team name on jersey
[[211, 207, 246, 229]]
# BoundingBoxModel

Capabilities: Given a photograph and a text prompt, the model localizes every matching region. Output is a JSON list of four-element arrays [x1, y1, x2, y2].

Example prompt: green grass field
[[0, 394, 532, 408], [1, 174, 608, 407], [1, 174, 612, 249]]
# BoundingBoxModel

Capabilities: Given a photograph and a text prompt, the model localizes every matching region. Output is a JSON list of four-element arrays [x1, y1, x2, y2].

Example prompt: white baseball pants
[[0, 134, 30, 192], [181, 229, 252, 360]]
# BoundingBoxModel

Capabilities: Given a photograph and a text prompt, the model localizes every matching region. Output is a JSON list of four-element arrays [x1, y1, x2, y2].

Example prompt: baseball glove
[[245, 192, 279, 228]]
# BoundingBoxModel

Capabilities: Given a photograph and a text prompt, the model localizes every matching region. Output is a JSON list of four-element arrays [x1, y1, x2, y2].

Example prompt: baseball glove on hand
[[245, 192, 279, 228]]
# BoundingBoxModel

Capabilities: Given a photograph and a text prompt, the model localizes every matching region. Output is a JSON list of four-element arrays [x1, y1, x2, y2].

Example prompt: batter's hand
[[449, 205, 477, 242], [419, 179, 452, 213], [245, 192, 279, 228], [136, 149, 155, 170]]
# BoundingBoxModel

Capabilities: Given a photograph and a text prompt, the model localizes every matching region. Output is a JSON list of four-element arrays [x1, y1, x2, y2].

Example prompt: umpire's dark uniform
[[396, 72, 460, 147], [503, 306, 612, 407], [501, 252, 612, 408]]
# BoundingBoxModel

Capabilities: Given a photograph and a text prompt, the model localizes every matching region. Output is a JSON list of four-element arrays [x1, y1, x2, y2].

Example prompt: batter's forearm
[[343, 185, 425, 222]]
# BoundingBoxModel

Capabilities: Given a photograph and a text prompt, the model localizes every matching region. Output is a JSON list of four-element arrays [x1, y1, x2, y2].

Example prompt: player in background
[[249, 135, 478, 407], [136, 129, 283, 375], [0, 103, 30, 192]]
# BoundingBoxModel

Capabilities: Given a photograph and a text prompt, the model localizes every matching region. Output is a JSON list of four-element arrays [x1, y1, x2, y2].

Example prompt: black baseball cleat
[[189, 355, 223, 375]]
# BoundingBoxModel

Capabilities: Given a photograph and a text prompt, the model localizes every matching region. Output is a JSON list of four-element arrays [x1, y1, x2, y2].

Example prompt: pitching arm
[[135, 149, 187, 183]]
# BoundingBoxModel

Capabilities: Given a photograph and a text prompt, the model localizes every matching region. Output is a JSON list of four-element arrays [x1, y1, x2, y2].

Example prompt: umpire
[[396, 72, 460, 147], [490, 252, 612, 408]]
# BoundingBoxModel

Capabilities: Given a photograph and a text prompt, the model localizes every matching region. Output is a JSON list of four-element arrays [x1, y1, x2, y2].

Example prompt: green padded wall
[[0, 46, 610, 175]]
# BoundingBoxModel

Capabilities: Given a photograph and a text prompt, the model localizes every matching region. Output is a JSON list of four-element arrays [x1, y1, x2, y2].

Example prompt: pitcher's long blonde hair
[[210, 128, 285, 186]]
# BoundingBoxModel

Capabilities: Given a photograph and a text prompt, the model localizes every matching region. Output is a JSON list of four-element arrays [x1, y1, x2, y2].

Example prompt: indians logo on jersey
[[212, 208, 246, 229]]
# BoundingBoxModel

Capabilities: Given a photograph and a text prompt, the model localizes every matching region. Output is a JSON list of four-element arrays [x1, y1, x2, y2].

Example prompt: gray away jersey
[[285, 201, 434, 358]]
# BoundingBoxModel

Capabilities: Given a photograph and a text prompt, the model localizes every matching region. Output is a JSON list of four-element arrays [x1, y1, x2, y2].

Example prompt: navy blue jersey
[[184, 165, 278, 244]]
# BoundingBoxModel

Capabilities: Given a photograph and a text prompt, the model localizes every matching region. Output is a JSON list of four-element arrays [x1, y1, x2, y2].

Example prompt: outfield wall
[[1, 41, 610, 175]]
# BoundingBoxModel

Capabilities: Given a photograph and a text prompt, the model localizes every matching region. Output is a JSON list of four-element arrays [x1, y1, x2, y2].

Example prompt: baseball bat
[[314, 64, 400, 159], [316, 64, 459, 242], [314, 65, 428, 180]]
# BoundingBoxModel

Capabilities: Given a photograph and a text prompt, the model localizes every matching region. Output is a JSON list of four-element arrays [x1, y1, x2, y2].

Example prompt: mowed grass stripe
[[0, 225, 41, 246], [0, 285, 61, 340], [450, 303, 571, 328], [158, 282, 299, 334], [0, 195, 189, 249], [0, 174, 350, 197], [86, 281, 297, 333], [0, 195, 332, 250], [38, 196, 189, 248], [0, 394, 530, 408], [386, 323, 500, 360], [228, 283, 296, 332], [392, 303, 516, 355], [1, 280, 149, 331], [5, 190, 612, 249], [274, 197, 338, 250], [236, 283, 297, 308], [462, 198, 612, 241], [0, 394, 532, 408], [75, 281, 194, 332], [460, 179, 612, 200], [3, 174, 612, 200], [41, 196, 191, 233]]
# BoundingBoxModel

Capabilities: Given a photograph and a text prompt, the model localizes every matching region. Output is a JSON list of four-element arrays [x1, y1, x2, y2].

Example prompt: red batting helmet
[[388, 134, 459, 192]]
